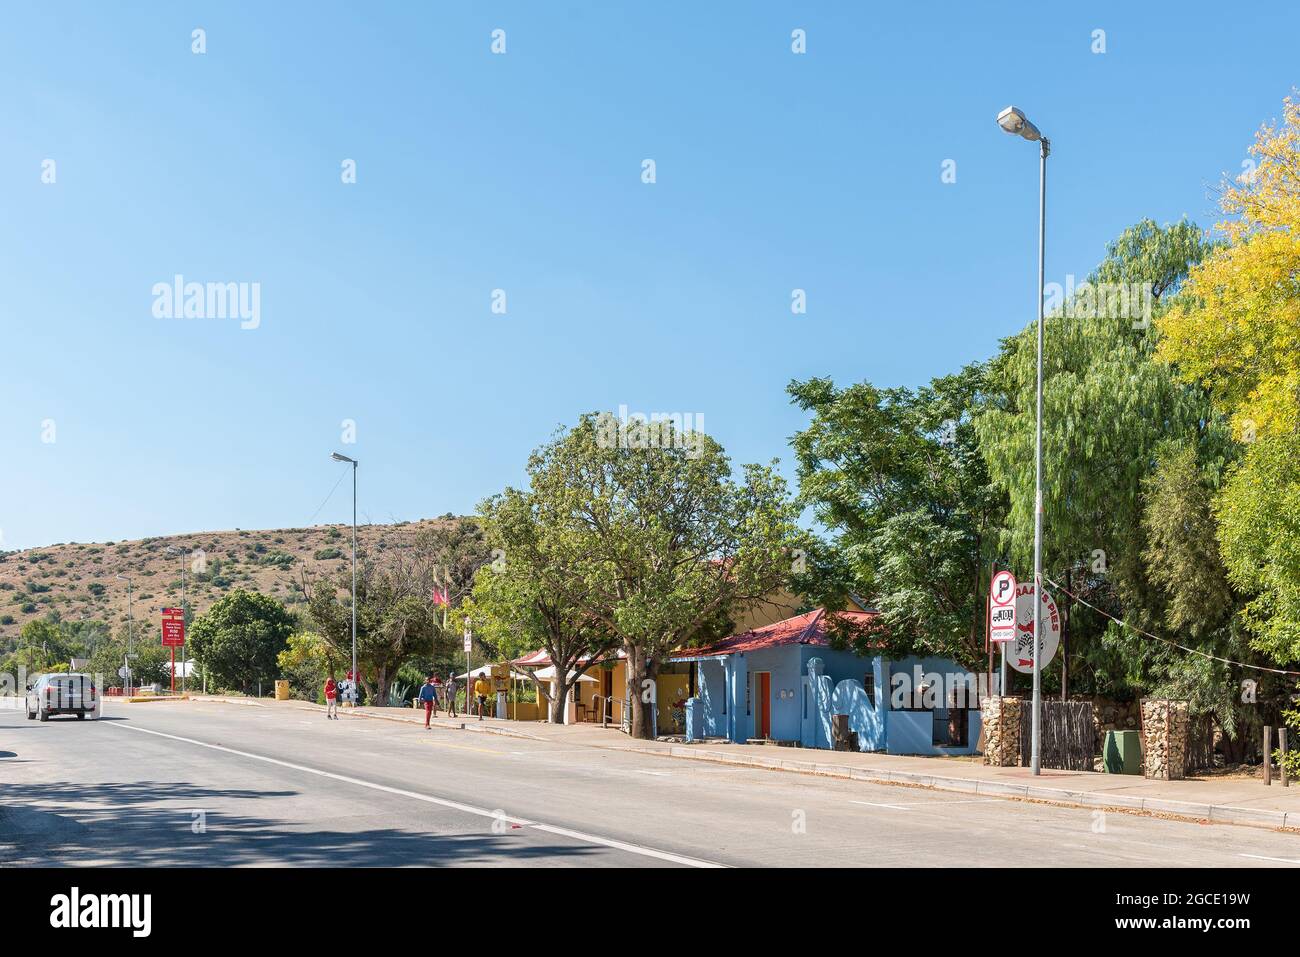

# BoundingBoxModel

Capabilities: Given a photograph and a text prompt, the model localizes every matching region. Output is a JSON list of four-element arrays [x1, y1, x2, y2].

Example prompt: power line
[[1045, 575, 1300, 678], [306, 470, 348, 527]]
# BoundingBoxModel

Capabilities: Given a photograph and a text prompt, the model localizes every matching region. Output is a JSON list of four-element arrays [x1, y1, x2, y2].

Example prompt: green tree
[[975, 218, 1226, 696], [306, 549, 441, 705], [276, 630, 341, 701], [188, 590, 295, 694], [523, 414, 803, 739], [788, 364, 1005, 665], [473, 485, 619, 723]]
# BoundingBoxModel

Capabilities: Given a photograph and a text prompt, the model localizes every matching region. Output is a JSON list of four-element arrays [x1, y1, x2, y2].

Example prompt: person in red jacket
[[324, 676, 338, 720]]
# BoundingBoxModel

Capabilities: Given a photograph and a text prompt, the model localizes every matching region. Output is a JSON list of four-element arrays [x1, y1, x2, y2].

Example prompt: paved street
[[2, 699, 1299, 868]]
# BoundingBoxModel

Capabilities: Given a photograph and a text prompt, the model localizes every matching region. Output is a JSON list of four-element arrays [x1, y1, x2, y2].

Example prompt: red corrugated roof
[[673, 608, 881, 659]]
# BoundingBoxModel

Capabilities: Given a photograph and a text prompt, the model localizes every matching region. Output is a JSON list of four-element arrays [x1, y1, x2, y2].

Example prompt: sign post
[[463, 621, 472, 717], [990, 571, 1017, 695], [161, 607, 185, 694]]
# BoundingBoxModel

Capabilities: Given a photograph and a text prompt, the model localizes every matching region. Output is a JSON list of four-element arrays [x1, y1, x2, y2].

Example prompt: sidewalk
[[191, 695, 1300, 831]]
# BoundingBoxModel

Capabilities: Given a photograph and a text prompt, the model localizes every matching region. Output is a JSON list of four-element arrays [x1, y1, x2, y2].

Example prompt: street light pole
[[332, 453, 359, 701], [116, 575, 133, 695], [997, 105, 1050, 775]]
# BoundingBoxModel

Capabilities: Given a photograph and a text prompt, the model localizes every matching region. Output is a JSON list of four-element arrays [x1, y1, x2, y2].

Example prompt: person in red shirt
[[324, 676, 338, 720]]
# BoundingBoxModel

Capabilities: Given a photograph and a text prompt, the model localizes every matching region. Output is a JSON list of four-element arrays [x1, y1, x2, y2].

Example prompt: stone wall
[[981, 696, 1022, 767], [1141, 698, 1189, 780]]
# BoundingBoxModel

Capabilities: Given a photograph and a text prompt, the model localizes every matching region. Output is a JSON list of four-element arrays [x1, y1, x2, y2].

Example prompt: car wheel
[[38, 709, 49, 722], [77, 711, 86, 720]]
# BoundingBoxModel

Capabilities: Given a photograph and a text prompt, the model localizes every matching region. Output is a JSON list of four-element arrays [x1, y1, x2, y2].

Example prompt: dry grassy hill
[[0, 518, 458, 644]]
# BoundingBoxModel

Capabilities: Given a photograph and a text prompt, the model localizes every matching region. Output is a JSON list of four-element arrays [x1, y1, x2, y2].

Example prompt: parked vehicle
[[26, 673, 101, 721]]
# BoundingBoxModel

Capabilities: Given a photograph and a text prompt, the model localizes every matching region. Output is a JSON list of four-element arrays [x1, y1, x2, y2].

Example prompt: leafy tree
[[188, 590, 295, 694], [472, 485, 619, 723], [1158, 97, 1300, 665], [276, 630, 341, 701], [788, 364, 1004, 665], [306, 549, 441, 706], [975, 218, 1224, 696], [522, 414, 804, 739]]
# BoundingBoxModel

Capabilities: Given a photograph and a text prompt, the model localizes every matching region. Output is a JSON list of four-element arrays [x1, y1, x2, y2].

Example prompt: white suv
[[26, 673, 101, 721]]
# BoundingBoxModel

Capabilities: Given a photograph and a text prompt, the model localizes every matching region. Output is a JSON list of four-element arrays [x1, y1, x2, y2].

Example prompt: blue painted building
[[673, 608, 982, 756]]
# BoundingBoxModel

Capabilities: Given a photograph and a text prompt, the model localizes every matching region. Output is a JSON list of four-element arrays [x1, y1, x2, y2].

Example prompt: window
[[863, 672, 876, 707]]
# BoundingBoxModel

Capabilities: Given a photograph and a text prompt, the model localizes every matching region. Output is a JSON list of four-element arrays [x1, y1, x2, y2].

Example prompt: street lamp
[[164, 545, 193, 694], [997, 104, 1050, 776], [115, 574, 133, 695], [331, 452, 359, 701]]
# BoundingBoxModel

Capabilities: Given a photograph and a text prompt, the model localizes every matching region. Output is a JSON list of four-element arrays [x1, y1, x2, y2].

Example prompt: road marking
[[850, 798, 1003, 811], [104, 721, 724, 868], [1241, 853, 1300, 865]]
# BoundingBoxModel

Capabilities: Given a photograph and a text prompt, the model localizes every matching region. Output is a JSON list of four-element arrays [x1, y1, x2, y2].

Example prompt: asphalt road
[[3, 698, 1299, 868]]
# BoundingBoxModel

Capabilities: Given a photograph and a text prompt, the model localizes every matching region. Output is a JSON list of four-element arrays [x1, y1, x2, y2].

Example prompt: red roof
[[673, 608, 881, 659]]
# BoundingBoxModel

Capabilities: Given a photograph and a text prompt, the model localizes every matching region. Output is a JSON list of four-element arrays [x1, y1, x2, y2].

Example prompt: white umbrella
[[531, 665, 598, 683]]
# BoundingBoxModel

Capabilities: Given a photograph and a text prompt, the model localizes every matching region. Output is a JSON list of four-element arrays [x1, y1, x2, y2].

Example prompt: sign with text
[[161, 607, 185, 647], [1007, 585, 1061, 674], [990, 570, 1017, 643]]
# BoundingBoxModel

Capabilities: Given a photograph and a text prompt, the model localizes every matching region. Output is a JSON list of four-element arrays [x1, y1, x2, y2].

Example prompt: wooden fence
[[1184, 714, 1217, 773], [1019, 700, 1095, 770]]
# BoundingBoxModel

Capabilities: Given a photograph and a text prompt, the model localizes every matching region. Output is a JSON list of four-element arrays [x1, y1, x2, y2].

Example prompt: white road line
[[850, 798, 1003, 810], [104, 721, 724, 868], [1241, 853, 1300, 865]]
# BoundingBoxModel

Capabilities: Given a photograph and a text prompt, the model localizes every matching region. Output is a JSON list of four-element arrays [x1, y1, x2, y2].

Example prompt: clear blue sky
[[1, 2, 1293, 550]]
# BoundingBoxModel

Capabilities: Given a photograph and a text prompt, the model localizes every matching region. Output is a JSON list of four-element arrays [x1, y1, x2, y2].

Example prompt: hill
[[0, 518, 458, 646]]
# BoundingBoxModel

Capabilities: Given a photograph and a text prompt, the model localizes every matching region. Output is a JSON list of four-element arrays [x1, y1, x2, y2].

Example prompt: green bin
[[1103, 730, 1142, 774]]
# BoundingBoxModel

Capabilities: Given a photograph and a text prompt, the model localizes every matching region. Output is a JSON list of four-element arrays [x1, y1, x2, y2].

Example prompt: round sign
[[990, 570, 1017, 607], [1006, 584, 1061, 674]]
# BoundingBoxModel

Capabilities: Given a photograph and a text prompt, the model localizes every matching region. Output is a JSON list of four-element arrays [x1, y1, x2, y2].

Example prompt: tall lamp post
[[331, 452, 359, 701], [997, 105, 1049, 775], [164, 545, 192, 694], [115, 574, 133, 695]]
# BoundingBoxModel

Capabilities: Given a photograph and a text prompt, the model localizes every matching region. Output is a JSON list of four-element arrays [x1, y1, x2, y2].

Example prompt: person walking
[[324, 675, 338, 720], [474, 673, 492, 721], [444, 674, 458, 718], [419, 675, 438, 729]]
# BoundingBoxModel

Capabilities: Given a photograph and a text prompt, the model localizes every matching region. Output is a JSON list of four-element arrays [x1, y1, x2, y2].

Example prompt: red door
[[757, 672, 771, 738]]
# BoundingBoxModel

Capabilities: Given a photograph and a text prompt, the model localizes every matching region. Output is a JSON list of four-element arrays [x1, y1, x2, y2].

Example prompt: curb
[[125, 694, 191, 703], [622, 743, 1294, 831]]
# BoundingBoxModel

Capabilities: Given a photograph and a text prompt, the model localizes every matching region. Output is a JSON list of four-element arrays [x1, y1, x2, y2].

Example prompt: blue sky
[[1, 2, 1294, 550]]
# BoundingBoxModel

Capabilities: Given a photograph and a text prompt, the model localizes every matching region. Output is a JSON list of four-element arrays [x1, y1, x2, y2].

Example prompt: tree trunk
[[626, 644, 657, 739], [550, 678, 570, 724]]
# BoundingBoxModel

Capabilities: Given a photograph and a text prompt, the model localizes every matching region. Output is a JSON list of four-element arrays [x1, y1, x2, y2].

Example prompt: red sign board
[[161, 607, 185, 647]]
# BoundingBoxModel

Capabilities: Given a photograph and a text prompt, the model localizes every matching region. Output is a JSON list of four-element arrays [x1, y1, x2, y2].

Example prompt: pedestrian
[[430, 674, 442, 717], [419, 674, 438, 729], [444, 674, 458, 718], [474, 672, 492, 721], [324, 675, 338, 720]]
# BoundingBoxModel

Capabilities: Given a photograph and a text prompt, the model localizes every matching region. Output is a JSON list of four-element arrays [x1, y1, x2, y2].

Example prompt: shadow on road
[[0, 780, 606, 867]]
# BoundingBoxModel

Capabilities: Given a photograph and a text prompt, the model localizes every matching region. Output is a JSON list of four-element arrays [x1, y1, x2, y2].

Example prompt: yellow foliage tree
[[1157, 95, 1300, 662]]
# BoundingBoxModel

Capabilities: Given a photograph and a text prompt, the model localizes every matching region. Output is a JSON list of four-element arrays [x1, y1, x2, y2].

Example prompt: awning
[[531, 665, 598, 683]]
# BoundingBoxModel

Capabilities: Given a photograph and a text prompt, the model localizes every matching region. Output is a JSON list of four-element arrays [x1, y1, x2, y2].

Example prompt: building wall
[[882, 655, 982, 756]]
